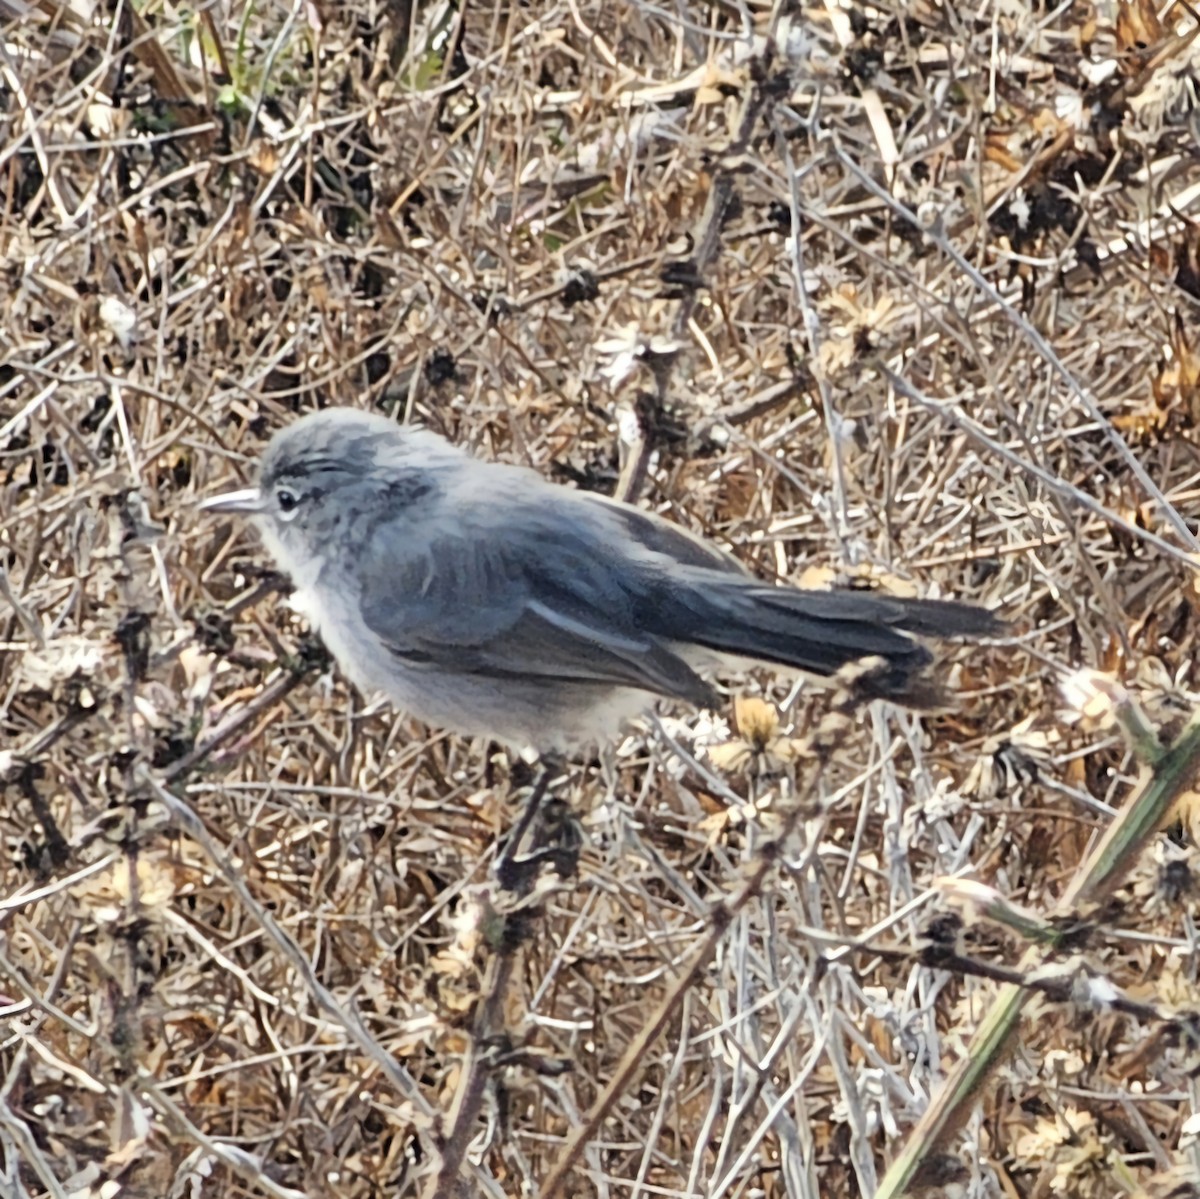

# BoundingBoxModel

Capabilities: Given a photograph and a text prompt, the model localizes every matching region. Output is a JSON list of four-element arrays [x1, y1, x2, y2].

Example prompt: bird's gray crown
[[260, 408, 408, 489]]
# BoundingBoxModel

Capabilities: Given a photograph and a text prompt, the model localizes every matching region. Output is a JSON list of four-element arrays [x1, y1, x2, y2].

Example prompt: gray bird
[[200, 408, 1002, 754]]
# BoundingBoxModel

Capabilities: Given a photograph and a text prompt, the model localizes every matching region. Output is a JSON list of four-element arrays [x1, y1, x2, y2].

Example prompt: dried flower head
[[707, 695, 803, 777]]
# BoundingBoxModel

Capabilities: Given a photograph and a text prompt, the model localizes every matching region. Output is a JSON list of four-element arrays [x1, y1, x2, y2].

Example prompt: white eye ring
[[276, 488, 300, 521]]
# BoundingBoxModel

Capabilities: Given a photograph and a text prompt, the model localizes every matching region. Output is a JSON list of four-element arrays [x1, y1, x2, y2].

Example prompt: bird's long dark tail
[[660, 579, 1004, 706]]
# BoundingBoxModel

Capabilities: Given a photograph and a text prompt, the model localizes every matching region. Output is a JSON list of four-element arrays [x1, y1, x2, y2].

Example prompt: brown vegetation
[[4, 2, 1200, 1197]]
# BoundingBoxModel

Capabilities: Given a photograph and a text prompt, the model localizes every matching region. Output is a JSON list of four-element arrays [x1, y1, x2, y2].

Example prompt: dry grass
[[5, 1, 1200, 1196]]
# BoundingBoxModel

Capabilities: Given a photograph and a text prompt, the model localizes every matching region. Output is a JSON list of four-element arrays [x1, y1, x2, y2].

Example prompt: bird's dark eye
[[276, 488, 299, 514]]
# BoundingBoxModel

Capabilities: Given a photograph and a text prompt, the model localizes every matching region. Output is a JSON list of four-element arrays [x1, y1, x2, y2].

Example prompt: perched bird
[[201, 408, 1002, 754]]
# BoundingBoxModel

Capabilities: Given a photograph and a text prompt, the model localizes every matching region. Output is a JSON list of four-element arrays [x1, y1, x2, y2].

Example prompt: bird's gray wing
[[584, 491, 749, 576], [354, 507, 715, 705]]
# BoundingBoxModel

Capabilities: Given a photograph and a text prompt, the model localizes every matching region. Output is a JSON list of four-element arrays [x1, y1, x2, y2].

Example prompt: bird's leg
[[503, 761, 556, 860], [494, 757, 580, 893]]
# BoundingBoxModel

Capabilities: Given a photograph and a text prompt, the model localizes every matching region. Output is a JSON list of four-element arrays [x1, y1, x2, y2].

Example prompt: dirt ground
[[5, 1, 1200, 1196]]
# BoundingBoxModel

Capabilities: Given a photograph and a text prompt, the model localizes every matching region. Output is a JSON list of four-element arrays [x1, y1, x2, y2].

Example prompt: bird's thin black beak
[[198, 487, 264, 515]]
